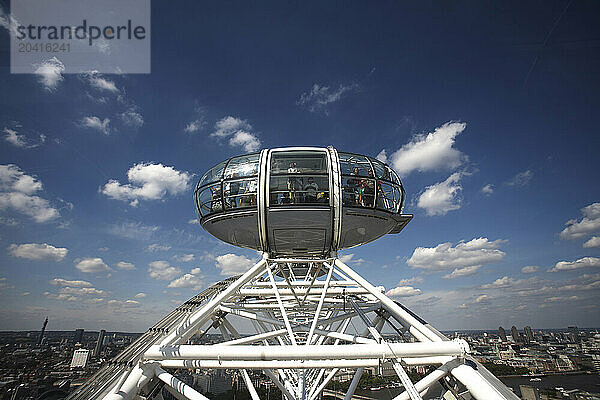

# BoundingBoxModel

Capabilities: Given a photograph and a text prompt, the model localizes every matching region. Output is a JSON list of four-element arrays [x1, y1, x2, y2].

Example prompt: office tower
[[37, 317, 48, 346], [511, 326, 520, 343], [498, 326, 507, 342], [524, 326, 534, 343], [94, 330, 106, 357], [74, 328, 84, 344]]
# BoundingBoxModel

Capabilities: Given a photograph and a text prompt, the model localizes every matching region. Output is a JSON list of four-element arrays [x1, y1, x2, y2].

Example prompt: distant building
[[498, 326, 507, 342], [569, 326, 580, 343], [519, 385, 540, 400], [511, 326, 520, 343], [71, 349, 90, 369], [74, 328, 84, 344], [524, 326, 534, 343], [37, 317, 48, 346], [94, 330, 106, 357]]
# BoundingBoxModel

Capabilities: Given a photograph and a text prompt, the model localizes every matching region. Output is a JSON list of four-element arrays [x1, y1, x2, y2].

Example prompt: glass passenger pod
[[195, 153, 261, 250], [337, 152, 407, 249], [265, 148, 333, 257]]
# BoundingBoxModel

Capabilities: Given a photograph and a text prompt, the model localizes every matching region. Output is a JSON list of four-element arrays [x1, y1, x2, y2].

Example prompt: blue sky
[[0, 1, 599, 332]]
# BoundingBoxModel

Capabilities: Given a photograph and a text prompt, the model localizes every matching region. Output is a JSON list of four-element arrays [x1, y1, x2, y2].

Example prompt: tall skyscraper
[[37, 317, 48, 346], [524, 326, 534, 343], [511, 326, 520, 343], [94, 330, 106, 357], [498, 326, 507, 342], [74, 328, 84, 344], [568, 326, 580, 343]]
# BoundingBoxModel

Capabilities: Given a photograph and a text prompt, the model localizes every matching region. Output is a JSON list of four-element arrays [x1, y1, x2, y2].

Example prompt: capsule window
[[376, 182, 402, 213], [223, 178, 258, 209], [198, 160, 227, 187], [270, 151, 328, 174], [338, 153, 373, 177], [224, 154, 259, 179], [269, 175, 329, 205], [341, 177, 375, 208], [197, 183, 223, 216]]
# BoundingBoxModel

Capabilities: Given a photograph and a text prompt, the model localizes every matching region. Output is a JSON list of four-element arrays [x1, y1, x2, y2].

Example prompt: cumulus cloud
[[211, 116, 261, 152], [146, 244, 171, 252], [397, 276, 424, 285], [108, 221, 159, 240], [474, 294, 490, 304], [134, 292, 146, 298], [34, 57, 65, 91], [184, 119, 206, 133], [215, 254, 256, 276], [8, 243, 68, 261], [0, 164, 60, 222], [3, 128, 27, 148], [481, 276, 516, 289], [386, 286, 422, 297], [148, 261, 182, 280], [81, 116, 111, 135], [338, 253, 366, 265], [560, 203, 600, 240], [173, 254, 195, 262], [168, 272, 204, 290], [521, 265, 540, 274], [115, 261, 135, 270], [550, 257, 600, 272], [75, 257, 110, 273], [296, 83, 358, 113], [407, 237, 506, 272], [481, 184, 494, 195], [505, 170, 533, 187], [50, 278, 92, 287], [584, 236, 600, 248], [101, 163, 192, 206], [120, 109, 144, 128], [443, 266, 481, 279], [188, 218, 199, 224], [384, 122, 467, 177], [417, 172, 467, 216], [86, 73, 119, 92]]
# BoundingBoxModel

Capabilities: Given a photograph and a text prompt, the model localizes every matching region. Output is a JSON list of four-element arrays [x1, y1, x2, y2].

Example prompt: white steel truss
[[71, 254, 518, 400]]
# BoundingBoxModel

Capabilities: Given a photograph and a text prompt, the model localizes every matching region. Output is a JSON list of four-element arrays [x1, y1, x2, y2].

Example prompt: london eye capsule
[[194, 146, 413, 258]]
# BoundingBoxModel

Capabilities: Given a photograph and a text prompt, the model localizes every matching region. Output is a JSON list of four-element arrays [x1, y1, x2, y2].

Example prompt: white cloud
[[417, 172, 467, 216], [146, 244, 171, 252], [188, 218, 199, 224], [521, 265, 540, 274], [190, 267, 202, 275], [385, 122, 467, 177], [58, 286, 105, 296], [173, 254, 195, 262], [115, 261, 135, 270], [50, 278, 92, 287], [481, 276, 516, 289], [506, 170, 533, 187], [75, 257, 110, 273], [168, 273, 204, 290], [474, 294, 490, 304], [550, 257, 600, 272], [584, 236, 600, 248], [34, 57, 65, 91], [184, 119, 205, 133], [211, 116, 261, 152], [215, 254, 256, 276], [376, 149, 387, 164], [3, 128, 27, 148], [134, 292, 146, 298], [81, 116, 111, 135], [481, 184, 494, 195], [397, 276, 424, 285], [407, 237, 506, 272], [0, 6, 20, 36], [148, 261, 182, 280], [101, 163, 193, 206], [560, 203, 600, 240], [108, 221, 159, 240], [120, 109, 144, 128], [338, 253, 366, 265], [0, 164, 60, 223], [8, 243, 68, 261], [443, 265, 481, 279], [87, 74, 119, 92], [296, 83, 358, 113], [386, 286, 422, 297], [108, 299, 140, 307]]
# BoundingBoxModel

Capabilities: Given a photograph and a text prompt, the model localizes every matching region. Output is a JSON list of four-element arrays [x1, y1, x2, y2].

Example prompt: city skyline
[[1, 1, 599, 331]]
